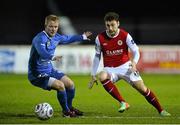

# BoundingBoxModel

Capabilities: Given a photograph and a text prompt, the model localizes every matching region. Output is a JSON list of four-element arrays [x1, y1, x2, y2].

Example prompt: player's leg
[[51, 79, 69, 111], [51, 79, 77, 117], [119, 61, 168, 115], [132, 80, 163, 112], [101, 64, 131, 113], [60, 75, 83, 116], [30, 74, 76, 117], [130, 75, 171, 116], [99, 71, 127, 106], [60, 75, 75, 108], [50, 70, 77, 117]]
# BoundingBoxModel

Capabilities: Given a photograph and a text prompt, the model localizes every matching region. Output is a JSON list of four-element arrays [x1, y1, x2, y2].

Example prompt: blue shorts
[[29, 69, 65, 91]]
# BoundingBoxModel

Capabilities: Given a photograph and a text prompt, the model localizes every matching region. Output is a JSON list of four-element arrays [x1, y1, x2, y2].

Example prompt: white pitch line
[[79, 116, 180, 119]]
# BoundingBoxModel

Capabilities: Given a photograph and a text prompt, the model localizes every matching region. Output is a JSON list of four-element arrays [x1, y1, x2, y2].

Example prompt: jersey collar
[[43, 31, 52, 40]]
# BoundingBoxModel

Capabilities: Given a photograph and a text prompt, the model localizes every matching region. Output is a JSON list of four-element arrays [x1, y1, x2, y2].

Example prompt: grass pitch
[[0, 73, 180, 124]]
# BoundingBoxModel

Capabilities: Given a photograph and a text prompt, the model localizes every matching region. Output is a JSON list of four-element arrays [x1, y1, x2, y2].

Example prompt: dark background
[[0, 0, 180, 45]]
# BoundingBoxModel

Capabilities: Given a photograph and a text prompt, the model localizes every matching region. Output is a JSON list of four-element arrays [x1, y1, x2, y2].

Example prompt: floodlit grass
[[0, 73, 180, 124]]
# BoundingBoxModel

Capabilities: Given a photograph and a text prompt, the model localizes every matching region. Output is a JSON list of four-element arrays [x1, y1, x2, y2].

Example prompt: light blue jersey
[[28, 31, 83, 81]]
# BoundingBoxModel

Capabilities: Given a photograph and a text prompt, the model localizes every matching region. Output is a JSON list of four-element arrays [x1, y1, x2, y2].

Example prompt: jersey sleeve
[[95, 36, 101, 54], [57, 34, 83, 44], [91, 36, 101, 76], [33, 37, 53, 60], [126, 34, 140, 64]]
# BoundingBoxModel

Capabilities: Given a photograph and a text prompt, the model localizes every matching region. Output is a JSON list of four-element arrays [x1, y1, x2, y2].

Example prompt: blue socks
[[57, 87, 75, 112], [57, 91, 69, 112], [66, 87, 75, 109]]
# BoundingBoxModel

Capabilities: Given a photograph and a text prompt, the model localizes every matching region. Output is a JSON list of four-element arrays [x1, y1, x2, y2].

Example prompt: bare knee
[[133, 80, 147, 95], [65, 80, 74, 89], [60, 75, 74, 89], [52, 80, 65, 91], [98, 71, 109, 82]]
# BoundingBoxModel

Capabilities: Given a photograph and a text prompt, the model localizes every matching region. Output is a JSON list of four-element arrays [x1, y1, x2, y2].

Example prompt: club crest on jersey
[[47, 40, 51, 47], [103, 43, 108, 46], [117, 40, 123, 46]]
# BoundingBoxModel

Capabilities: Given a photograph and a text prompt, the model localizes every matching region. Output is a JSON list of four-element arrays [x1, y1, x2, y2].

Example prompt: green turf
[[0, 73, 180, 124]]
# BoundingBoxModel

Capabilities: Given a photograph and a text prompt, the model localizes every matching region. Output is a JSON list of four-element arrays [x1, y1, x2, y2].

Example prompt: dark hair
[[104, 12, 119, 21]]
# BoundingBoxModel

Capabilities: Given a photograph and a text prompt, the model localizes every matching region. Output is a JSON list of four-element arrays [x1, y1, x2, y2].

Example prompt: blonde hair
[[44, 14, 59, 26]]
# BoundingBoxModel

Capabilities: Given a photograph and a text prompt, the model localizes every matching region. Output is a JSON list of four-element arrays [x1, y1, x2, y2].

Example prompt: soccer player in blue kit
[[28, 14, 92, 117]]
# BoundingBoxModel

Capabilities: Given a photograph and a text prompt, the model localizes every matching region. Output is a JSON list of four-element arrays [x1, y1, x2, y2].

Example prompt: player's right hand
[[83, 31, 92, 41], [88, 76, 98, 89]]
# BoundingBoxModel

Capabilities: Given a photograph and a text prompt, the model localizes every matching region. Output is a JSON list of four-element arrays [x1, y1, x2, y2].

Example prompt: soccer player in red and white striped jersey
[[88, 12, 171, 116]]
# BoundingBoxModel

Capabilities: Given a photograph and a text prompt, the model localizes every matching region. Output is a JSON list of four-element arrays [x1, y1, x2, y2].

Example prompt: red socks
[[101, 79, 125, 102], [144, 88, 163, 113], [101, 79, 163, 113]]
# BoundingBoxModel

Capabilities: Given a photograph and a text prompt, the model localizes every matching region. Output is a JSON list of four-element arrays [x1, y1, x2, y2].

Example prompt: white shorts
[[48, 77, 56, 87], [103, 61, 142, 85]]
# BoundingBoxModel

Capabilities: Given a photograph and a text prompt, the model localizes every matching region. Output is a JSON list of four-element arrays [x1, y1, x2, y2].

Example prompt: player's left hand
[[52, 56, 62, 61], [130, 61, 140, 76], [88, 75, 98, 89], [130, 61, 137, 72]]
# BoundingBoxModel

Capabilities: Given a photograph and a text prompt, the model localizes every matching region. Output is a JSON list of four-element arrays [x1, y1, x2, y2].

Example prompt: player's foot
[[70, 107, 83, 116], [118, 102, 130, 113], [62, 110, 77, 118], [160, 110, 171, 117]]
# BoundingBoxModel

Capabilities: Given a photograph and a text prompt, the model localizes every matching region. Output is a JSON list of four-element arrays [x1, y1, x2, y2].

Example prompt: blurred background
[[0, 0, 180, 74], [0, 0, 180, 45], [0, 2, 179, 123]]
